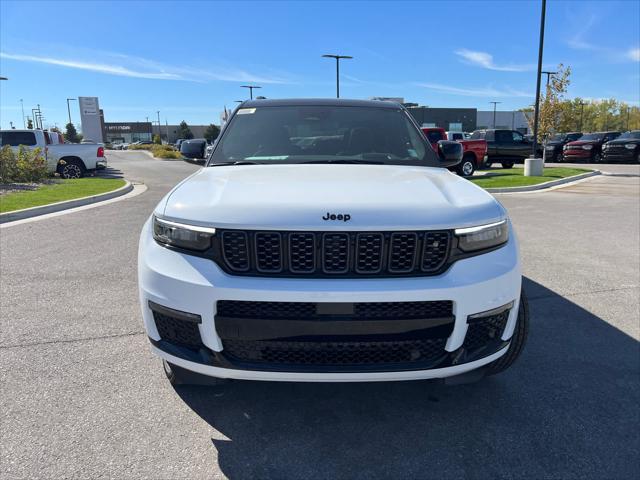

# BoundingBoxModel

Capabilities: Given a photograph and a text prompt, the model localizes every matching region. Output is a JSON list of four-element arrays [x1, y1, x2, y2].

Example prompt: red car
[[421, 127, 487, 176], [562, 131, 621, 163]]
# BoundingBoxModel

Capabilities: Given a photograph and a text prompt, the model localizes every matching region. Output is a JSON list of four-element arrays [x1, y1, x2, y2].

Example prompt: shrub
[[151, 145, 181, 159], [127, 144, 152, 151], [0, 146, 49, 183], [153, 134, 162, 145]]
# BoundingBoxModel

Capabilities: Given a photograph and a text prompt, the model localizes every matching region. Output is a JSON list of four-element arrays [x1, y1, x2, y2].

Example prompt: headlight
[[152, 216, 215, 251], [625, 143, 637, 150], [455, 220, 509, 253], [582, 144, 593, 150]]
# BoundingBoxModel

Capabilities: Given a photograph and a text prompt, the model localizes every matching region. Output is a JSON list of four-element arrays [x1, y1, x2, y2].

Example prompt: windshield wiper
[[210, 160, 263, 166], [300, 159, 384, 165]]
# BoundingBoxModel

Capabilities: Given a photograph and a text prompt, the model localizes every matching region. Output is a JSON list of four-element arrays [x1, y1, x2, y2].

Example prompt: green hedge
[[0, 145, 49, 183]]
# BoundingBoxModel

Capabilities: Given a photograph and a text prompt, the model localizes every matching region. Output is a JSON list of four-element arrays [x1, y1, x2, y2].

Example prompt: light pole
[[241, 85, 261, 99], [489, 101, 501, 128], [578, 101, 585, 131], [66, 98, 76, 126], [157, 111, 161, 142], [322, 54, 353, 98], [0, 76, 7, 80], [541, 71, 557, 87], [20, 99, 25, 128], [531, 0, 547, 159]]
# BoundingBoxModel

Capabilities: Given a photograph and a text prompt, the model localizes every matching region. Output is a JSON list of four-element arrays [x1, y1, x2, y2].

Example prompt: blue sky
[[1, 0, 638, 129]]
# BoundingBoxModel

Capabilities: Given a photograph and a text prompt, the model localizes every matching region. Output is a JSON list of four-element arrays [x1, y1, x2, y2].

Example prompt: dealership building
[[103, 122, 212, 144]]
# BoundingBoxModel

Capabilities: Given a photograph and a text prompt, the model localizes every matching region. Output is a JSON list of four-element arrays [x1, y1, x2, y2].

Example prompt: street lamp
[[489, 101, 501, 128], [157, 111, 161, 142], [20, 99, 25, 128], [541, 71, 557, 87], [241, 85, 261, 100], [322, 54, 353, 98], [66, 98, 77, 126], [0, 76, 7, 80], [531, 0, 547, 160]]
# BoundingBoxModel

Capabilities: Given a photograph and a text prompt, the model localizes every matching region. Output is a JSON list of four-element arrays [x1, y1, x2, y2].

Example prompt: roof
[[240, 98, 402, 109]]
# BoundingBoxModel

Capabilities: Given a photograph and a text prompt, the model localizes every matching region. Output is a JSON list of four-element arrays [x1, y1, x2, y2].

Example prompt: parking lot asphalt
[[1, 151, 639, 479]]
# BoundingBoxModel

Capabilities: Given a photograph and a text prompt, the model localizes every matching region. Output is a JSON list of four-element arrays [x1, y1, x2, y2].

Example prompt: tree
[[526, 64, 571, 141], [65, 122, 80, 143], [204, 124, 220, 143], [153, 134, 162, 145], [177, 120, 194, 140], [27, 118, 34, 129]]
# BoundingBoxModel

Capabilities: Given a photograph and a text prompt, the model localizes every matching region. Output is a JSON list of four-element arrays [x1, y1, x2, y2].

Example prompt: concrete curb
[[129, 149, 183, 161], [485, 170, 601, 193], [0, 180, 134, 224]]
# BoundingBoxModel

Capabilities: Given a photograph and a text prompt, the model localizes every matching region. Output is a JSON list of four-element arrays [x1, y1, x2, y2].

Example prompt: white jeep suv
[[138, 99, 527, 385]]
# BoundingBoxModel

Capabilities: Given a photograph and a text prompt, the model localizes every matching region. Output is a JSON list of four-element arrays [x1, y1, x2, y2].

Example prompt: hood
[[566, 139, 600, 146], [606, 138, 639, 145], [158, 164, 505, 231]]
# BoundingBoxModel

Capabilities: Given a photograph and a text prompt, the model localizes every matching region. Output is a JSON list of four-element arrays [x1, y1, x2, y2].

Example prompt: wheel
[[162, 360, 227, 386], [486, 289, 529, 376], [592, 152, 601, 164], [456, 156, 476, 177], [58, 159, 86, 179], [501, 161, 515, 169]]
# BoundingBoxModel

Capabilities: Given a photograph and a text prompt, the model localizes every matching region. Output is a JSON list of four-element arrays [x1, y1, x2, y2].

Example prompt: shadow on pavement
[[95, 166, 124, 179], [174, 277, 639, 479]]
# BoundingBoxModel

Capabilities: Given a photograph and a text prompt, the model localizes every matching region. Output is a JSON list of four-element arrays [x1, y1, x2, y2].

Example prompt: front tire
[[486, 289, 529, 376], [592, 152, 602, 164], [58, 159, 86, 179], [456, 156, 476, 177]]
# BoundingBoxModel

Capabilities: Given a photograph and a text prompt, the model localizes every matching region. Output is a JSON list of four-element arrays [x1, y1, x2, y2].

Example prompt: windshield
[[209, 105, 436, 166], [550, 134, 565, 141], [617, 131, 640, 140], [579, 133, 604, 141]]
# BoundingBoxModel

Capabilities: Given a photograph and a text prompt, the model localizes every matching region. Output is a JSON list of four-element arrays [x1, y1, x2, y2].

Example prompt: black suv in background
[[543, 132, 582, 162], [602, 130, 640, 163], [180, 138, 208, 162], [470, 129, 541, 168], [563, 131, 621, 163]]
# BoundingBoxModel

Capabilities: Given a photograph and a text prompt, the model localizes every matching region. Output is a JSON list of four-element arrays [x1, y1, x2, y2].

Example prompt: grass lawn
[[0, 178, 126, 213], [470, 167, 591, 189]]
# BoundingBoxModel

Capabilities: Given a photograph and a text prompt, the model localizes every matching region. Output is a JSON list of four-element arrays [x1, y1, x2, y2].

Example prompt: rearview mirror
[[436, 141, 463, 167]]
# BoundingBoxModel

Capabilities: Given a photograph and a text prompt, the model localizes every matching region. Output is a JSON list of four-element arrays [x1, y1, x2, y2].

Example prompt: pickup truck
[[470, 129, 541, 168], [422, 127, 487, 176], [139, 98, 527, 388], [0, 129, 106, 178]]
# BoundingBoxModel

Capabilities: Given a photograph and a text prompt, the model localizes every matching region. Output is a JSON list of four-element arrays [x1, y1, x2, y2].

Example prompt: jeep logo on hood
[[323, 212, 351, 222]]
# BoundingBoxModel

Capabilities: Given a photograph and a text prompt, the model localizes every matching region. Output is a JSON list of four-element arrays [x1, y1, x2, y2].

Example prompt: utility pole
[[489, 101, 501, 128], [541, 70, 557, 87], [578, 101, 585, 131], [322, 54, 353, 98], [240, 85, 261, 99], [66, 98, 76, 126], [20, 99, 25, 128], [156, 111, 161, 141], [165, 119, 169, 144], [531, 0, 547, 159]]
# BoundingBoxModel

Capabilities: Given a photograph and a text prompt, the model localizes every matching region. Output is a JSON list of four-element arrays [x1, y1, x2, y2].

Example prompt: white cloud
[[416, 82, 532, 98], [454, 49, 532, 72], [0, 51, 291, 84], [627, 48, 640, 62]]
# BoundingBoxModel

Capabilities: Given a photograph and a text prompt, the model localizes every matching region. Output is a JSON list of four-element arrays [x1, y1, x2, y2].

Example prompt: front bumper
[[138, 219, 521, 382], [563, 149, 592, 160], [602, 149, 637, 162]]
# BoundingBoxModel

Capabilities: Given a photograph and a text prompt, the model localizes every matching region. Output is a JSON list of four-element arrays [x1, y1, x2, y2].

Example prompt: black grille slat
[[422, 232, 450, 272], [463, 311, 510, 352], [255, 232, 283, 272], [218, 230, 451, 277], [323, 233, 350, 273], [356, 233, 384, 273], [223, 338, 447, 366], [217, 300, 453, 320], [289, 233, 316, 273], [153, 312, 203, 349], [389, 233, 418, 272], [221, 231, 250, 271]]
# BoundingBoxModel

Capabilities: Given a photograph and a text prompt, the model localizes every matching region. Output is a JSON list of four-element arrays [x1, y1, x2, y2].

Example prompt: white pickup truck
[[0, 129, 107, 178]]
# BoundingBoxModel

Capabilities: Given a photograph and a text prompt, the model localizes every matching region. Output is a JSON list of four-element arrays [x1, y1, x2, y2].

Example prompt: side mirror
[[436, 140, 463, 167]]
